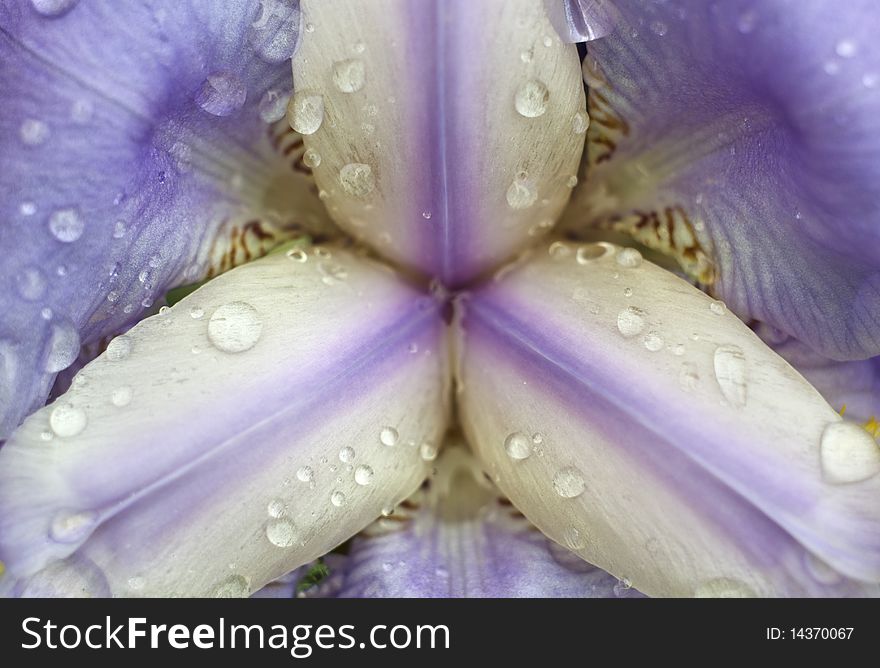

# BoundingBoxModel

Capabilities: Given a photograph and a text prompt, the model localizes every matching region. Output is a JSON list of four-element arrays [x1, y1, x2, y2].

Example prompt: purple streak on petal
[[0, 1, 307, 437], [544, 0, 620, 42], [564, 0, 880, 360]]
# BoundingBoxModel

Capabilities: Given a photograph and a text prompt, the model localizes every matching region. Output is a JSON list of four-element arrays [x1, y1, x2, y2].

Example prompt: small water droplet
[[49, 403, 87, 438], [819, 421, 880, 484], [48, 208, 84, 243], [195, 73, 247, 117], [419, 442, 438, 461], [379, 426, 399, 446], [105, 335, 132, 361], [563, 526, 585, 550], [111, 386, 133, 407], [287, 91, 324, 134], [615, 247, 642, 268], [267, 499, 286, 518], [258, 88, 291, 123], [650, 20, 668, 36], [20, 201, 37, 216], [571, 110, 590, 134], [835, 39, 857, 58], [623, 287, 633, 297], [286, 248, 308, 263], [213, 574, 250, 598], [303, 148, 322, 168], [16, 266, 47, 301], [339, 446, 355, 463], [30, 0, 78, 17], [694, 578, 757, 598], [127, 576, 145, 591], [713, 345, 748, 408], [330, 490, 346, 507], [643, 331, 664, 352], [332, 58, 366, 93], [20, 118, 50, 146], [506, 178, 537, 209], [45, 320, 80, 372], [208, 302, 263, 353], [266, 518, 297, 547], [617, 306, 646, 338], [354, 464, 374, 486], [514, 80, 549, 118], [709, 300, 726, 316], [296, 466, 314, 483], [504, 431, 532, 460], [576, 242, 612, 264], [553, 467, 585, 499], [339, 162, 375, 197], [49, 510, 97, 543]]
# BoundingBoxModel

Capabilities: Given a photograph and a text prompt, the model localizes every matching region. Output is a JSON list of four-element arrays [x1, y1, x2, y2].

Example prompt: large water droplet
[[303, 148, 322, 168], [50, 510, 97, 543], [105, 334, 132, 361], [693, 578, 757, 598], [30, 0, 78, 17], [266, 518, 297, 547], [111, 386, 133, 407], [48, 208, 84, 243], [819, 421, 880, 484], [339, 162, 375, 197], [354, 465, 374, 486], [332, 59, 366, 93], [208, 302, 263, 353], [514, 80, 549, 118], [713, 345, 748, 408], [213, 574, 250, 597], [16, 266, 47, 301], [45, 320, 80, 372], [195, 73, 247, 117], [258, 89, 291, 123], [379, 426, 398, 446], [506, 178, 537, 210], [576, 243, 612, 264], [296, 466, 314, 483], [49, 403, 87, 438], [553, 467, 585, 499], [617, 306, 646, 338], [287, 91, 324, 134], [330, 490, 346, 507], [339, 446, 355, 463], [504, 431, 532, 460]]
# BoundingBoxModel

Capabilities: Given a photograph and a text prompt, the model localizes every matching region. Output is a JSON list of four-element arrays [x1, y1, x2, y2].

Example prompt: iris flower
[[1, 0, 879, 599]]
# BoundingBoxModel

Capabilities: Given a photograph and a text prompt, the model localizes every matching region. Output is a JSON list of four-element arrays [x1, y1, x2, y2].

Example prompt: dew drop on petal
[[576, 243, 612, 264], [553, 467, 585, 499], [819, 421, 880, 484], [643, 331, 664, 352], [105, 335, 132, 361], [713, 345, 748, 408], [330, 490, 346, 507], [615, 247, 642, 268], [111, 386, 133, 407], [571, 110, 590, 134], [30, 0, 78, 17], [266, 518, 297, 547], [287, 91, 324, 134], [213, 574, 250, 598], [379, 426, 398, 446], [195, 73, 247, 117], [208, 302, 263, 353], [49, 403, 87, 438], [189, 306, 204, 320], [20, 118, 50, 145], [506, 178, 537, 210], [339, 446, 355, 463], [286, 248, 308, 263], [16, 266, 47, 301], [303, 148, 322, 168], [419, 442, 438, 462], [45, 320, 80, 373], [332, 59, 365, 93], [339, 163, 375, 197], [514, 80, 549, 118], [258, 89, 291, 124], [49, 510, 97, 543], [354, 465, 374, 486], [504, 431, 532, 460], [296, 466, 314, 483], [48, 208, 84, 243], [616, 306, 645, 338], [709, 300, 726, 316]]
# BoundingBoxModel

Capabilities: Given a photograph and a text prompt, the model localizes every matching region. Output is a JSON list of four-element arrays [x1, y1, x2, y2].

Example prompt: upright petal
[[291, 0, 586, 286], [456, 242, 880, 596], [305, 442, 643, 598], [0, 0, 329, 436], [561, 0, 880, 360], [0, 246, 450, 597]]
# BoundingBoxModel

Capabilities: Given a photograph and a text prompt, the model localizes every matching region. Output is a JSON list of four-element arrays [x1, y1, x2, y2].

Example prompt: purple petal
[[456, 241, 880, 596], [562, 0, 880, 361], [292, 0, 586, 287], [0, 247, 450, 597], [306, 443, 644, 598], [543, 0, 620, 42], [0, 0, 329, 437]]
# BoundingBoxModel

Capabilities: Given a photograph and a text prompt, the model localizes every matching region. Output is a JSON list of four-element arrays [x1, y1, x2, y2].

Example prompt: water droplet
[[836, 39, 857, 58], [709, 300, 726, 316], [213, 574, 250, 597], [105, 335, 132, 361], [650, 20, 668, 36], [563, 526, 585, 550], [250, 0, 301, 62], [305, 22, 314, 33], [286, 248, 308, 263], [287, 91, 324, 134], [318, 261, 348, 285], [380, 426, 398, 446], [694, 578, 757, 598], [576, 242, 612, 264], [127, 576, 145, 591], [111, 386, 133, 407], [862, 72, 878, 88], [421, 210, 432, 220], [542, 35, 553, 47], [571, 110, 590, 134], [49, 510, 97, 543], [195, 73, 247, 117], [514, 80, 549, 118], [186, 306, 204, 320], [303, 148, 322, 168], [208, 302, 263, 353], [504, 431, 532, 460], [48, 208, 84, 243], [642, 331, 664, 352], [553, 467, 586, 499], [419, 442, 438, 461], [713, 345, 748, 408], [615, 247, 642, 268], [354, 465, 374, 486], [339, 446, 355, 463], [45, 320, 80, 372], [819, 421, 880, 484], [20, 201, 37, 216], [617, 306, 646, 338], [49, 403, 87, 438], [506, 178, 537, 209], [332, 59, 366, 93], [295, 465, 314, 483], [339, 162, 375, 197], [266, 518, 297, 547], [16, 266, 47, 301], [258, 89, 291, 123], [20, 118, 50, 145], [30, 0, 78, 17], [330, 490, 346, 507], [623, 287, 633, 298]]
